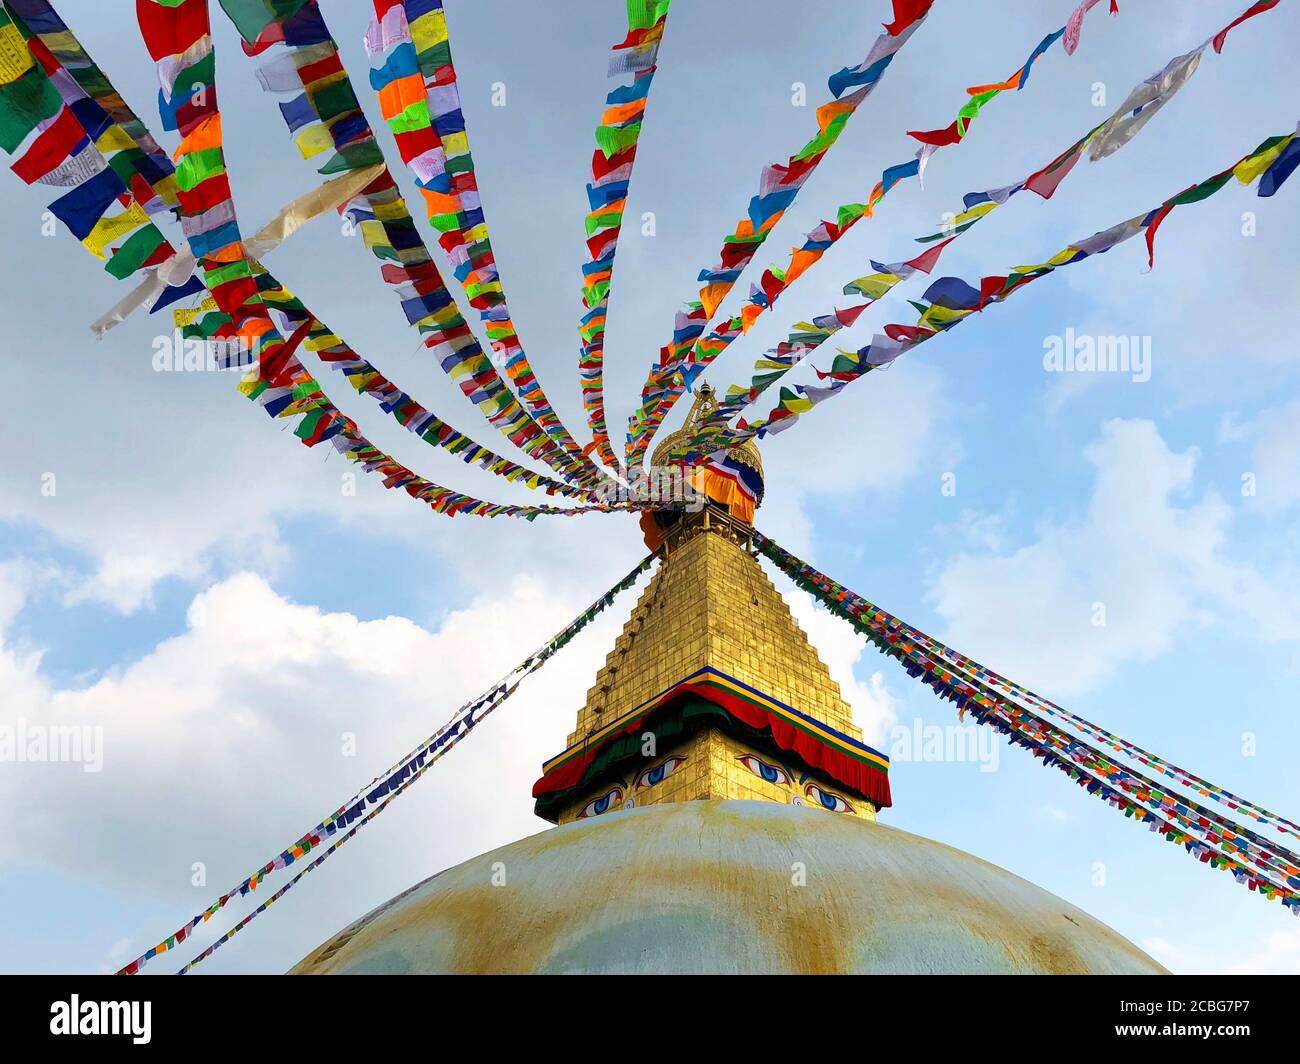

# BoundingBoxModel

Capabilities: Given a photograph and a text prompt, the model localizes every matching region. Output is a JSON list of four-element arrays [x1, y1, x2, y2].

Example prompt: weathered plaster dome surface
[[291, 801, 1165, 974]]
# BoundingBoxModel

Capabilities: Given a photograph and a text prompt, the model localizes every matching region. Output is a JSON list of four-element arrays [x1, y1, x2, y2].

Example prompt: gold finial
[[651, 383, 763, 492]]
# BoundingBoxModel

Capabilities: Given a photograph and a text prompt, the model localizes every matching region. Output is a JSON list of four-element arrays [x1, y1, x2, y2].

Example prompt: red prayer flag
[[1212, 0, 1280, 53], [907, 121, 962, 147], [1025, 140, 1086, 199], [903, 235, 956, 275], [135, 0, 210, 62], [885, 0, 935, 35], [1144, 203, 1176, 268], [11, 107, 86, 184]]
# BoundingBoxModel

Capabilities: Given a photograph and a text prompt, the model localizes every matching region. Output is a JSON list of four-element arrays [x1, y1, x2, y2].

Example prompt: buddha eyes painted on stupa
[[577, 787, 624, 819], [636, 756, 687, 791], [737, 755, 789, 786], [805, 784, 854, 814]]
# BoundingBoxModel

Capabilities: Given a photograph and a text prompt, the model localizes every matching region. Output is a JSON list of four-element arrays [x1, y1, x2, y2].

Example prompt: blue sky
[[1, 0, 1298, 974]]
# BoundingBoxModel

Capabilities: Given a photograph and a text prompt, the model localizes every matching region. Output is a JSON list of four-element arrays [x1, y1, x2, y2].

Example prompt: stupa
[[292, 387, 1166, 975]]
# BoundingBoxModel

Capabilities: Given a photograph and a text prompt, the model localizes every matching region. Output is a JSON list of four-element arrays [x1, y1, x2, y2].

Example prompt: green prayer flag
[[0, 66, 63, 153], [104, 224, 167, 280], [217, 0, 308, 46], [318, 138, 383, 175]]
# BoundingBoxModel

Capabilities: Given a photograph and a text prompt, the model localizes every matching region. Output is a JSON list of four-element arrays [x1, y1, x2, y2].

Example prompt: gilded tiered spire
[[533, 419, 890, 823]]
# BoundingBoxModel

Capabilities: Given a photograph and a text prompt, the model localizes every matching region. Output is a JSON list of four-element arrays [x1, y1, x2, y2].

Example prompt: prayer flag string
[[755, 531, 1300, 913], [682, 124, 1299, 456], [667, 0, 1283, 461], [243, 268, 598, 500], [136, 0, 628, 521], [363, 0, 607, 486], [624, 0, 935, 468], [216, 0, 609, 491], [627, 0, 1129, 468], [0, 2, 182, 281], [5, 4, 598, 504], [578, 0, 674, 475]]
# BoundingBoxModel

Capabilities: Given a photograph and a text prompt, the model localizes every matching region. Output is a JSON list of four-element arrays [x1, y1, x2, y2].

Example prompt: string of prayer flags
[[624, 0, 933, 469], [674, 1, 1285, 465], [7, 0, 179, 207], [915, 638, 1300, 845], [921, 0, 1286, 241], [766, 533, 1300, 899], [754, 531, 1300, 914], [578, 0, 673, 473], [1, 0, 200, 301], [219, 0, 607, 490], [704, 128, 1298, 454], [625, 0, 1117, 470], [118, 550, 659, 975], [627, 1, 1122, 468], [0, 4, 179, 280], [671, 238, 954, 458], [676, 303, 880, 457], [142, 0, 619, 521], [364, 0, 606, 486], [48, 76, 601, 512], [906, 2, 1117, 149], [249, 268, 596, 500]]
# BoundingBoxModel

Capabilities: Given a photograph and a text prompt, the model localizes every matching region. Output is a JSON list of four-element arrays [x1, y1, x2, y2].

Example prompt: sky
[[1, 0, 1298, 975]]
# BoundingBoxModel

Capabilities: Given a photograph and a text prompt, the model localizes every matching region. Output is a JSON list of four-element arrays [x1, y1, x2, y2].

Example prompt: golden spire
[[533, 483, 888, 823], [651, 382, 763, 503]]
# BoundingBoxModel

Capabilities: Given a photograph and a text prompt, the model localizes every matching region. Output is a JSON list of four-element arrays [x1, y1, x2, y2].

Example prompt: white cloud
[[925, 417, 1300, 696], [1237, 400, 1300, 516], [0, 563, 643, 972], [1144, 925, 1300, 974]]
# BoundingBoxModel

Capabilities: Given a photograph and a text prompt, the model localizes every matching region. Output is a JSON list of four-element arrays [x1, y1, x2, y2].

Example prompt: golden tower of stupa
[[292, 387, 1165, 975], [532, 383, 889, 825]]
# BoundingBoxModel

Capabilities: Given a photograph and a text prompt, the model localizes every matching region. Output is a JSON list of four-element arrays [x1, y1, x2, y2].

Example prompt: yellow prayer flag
[[358, 218, 393, 249], [919, 304, 971, 327], [410, 10, 448, 53], [953, 202, 999, 227], [96, 124, 139, 155], [81, 201, 150, 260], [440, 131, 469, 158], [294, 123, 336, 160], [0, 23, 33, 84], [40, 29, 77, 55], [1234, 135, 1294, 186], [847, 272, 900, 300], [305, 333, 343, 352], [371, 198, 412, 222]]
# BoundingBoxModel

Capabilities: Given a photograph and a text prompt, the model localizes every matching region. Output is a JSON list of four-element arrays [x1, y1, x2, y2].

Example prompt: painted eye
[[577, 787, 623, 818], [805, 784, 854, 813], [637, 756, 686, 790], [737, 755, 789, 786]]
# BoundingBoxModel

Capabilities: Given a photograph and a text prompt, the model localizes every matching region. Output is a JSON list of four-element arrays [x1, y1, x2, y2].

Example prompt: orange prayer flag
[[173, 113, 222, 161], [376, 74, 425, 120]]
